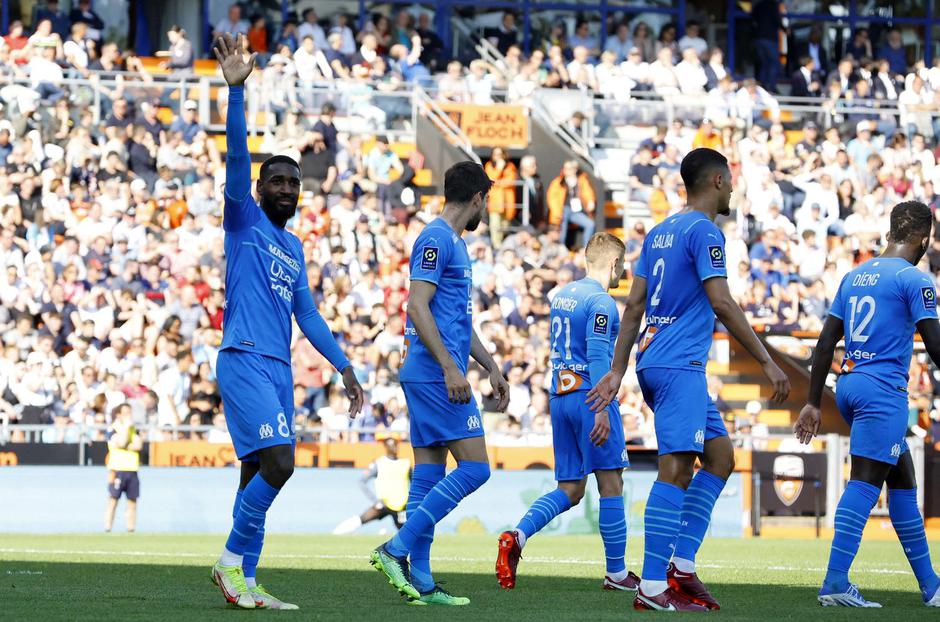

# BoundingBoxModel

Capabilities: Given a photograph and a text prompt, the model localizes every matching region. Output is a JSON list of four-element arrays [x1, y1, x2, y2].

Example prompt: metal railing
[[414, 84, 480, 164]]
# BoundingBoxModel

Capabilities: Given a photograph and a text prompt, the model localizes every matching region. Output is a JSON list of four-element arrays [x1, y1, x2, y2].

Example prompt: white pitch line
[[0, 548, 913, 575]]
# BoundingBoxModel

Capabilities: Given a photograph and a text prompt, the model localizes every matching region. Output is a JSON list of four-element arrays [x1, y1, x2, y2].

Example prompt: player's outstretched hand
[[585, 369, 624, 413], [793, 404, 821, 445], [490, 368, 510, 413], [588, 410, 610, 446], [762, 361, 791, 404], [444, 364, 472, 404], [213, 33, 256, 87], [342, 367, 364, 419]]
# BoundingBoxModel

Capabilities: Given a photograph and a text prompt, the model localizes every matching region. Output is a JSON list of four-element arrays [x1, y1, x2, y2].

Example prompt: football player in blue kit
[[795, 200, 940, 608], [210, 34, 364, 610], [496, 233, 637, 592], [370, 161, 511, 606], [588, 148, 790, 612]]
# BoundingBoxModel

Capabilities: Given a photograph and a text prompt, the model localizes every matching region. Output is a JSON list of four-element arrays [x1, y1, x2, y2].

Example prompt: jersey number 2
[[650, 258, 666, 307], [847, 295, 875, 343]]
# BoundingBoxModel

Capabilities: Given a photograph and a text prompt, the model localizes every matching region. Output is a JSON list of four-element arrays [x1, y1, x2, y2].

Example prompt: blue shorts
[[836, 372, 909, 465], [550, 392, 628, 481], [108, 471, 140, 501], [401, 381, 484, 448], [217, 349, 295, 460], [637, 367, 728, 455]]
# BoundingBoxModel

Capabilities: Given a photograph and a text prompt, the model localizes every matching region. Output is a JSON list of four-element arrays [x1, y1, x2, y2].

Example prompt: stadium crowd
[[1, 3, 940, 448]]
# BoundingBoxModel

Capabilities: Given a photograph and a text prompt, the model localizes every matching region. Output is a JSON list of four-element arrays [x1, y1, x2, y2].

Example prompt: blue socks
[[406, 463, 446, 593], [823, 479, 881, 591], [599, 495, 627, 575], [673, 469, 726, 563], [386, 461, 490, 559], [517, 489, 571, 540], [889, 488, 940, 600], [642, 481, 685, 581], [232, 488, 265, 580], [225, 473, 279, 556]]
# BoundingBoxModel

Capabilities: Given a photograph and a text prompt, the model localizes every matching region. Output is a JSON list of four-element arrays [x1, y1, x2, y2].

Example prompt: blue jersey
[[219, 194, 308, 366], [634, 211, 727, 372], [830, 257, 938, 388], [549, 278, 619, 396], [400, 218, 473, 383]]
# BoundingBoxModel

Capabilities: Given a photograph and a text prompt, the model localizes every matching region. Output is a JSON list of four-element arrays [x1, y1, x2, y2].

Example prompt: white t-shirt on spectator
[[467, 73, 495, 105], [675, 60, 707, 94], [63, 39, 89, 69], [27, 57, 64, 86], [298, 23, 328, 50]]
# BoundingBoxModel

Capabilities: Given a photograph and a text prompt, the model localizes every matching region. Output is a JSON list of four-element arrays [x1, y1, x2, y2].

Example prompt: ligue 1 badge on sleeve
[[707, 245, 725, 269], [421, 246, 439, 270], [922, 287, 936, 310]]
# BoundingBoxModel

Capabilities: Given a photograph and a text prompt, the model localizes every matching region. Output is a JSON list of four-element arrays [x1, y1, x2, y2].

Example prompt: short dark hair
[[259, 155, 300, 180], [679, 148, 729, 193], [444, 161, 492, 204], [889, 201, 932, 244]]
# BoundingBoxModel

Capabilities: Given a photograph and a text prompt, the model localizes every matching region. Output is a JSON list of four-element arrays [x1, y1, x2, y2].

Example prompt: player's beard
[[262, 197, 299, 226], [466, 206, 484, 231]]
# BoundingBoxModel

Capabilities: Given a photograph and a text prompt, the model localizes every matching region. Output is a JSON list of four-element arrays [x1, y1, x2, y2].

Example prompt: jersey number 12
[[847, 295, 875, 343]]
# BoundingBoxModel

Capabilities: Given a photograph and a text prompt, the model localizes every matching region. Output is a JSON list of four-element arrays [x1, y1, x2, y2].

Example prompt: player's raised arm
[[408, 279, 472, 404], [586, 275, 647, 412], [292, 275, 363, 417], [702, 276, 790, 403], [213, 33, 259, 232], [471, 329, 509, 412], [794, 314, 843, 444]]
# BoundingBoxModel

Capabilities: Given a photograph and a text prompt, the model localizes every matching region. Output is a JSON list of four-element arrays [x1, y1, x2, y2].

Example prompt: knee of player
[[565, 488, 585, 506], [703, 454, 735, 479], [459, 460, 490, 490]]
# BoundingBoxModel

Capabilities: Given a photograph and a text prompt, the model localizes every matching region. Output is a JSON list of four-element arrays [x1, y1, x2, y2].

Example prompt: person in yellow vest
[[333, 436, 411, 534], [105, 403, 143, 532]]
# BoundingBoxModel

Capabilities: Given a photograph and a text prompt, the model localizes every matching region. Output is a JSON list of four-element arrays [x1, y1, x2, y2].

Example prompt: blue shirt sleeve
[[585, 294, 618, 387], [828, 276, 847, 320], [292, 262, 351, 372], [634, 243, 649, 280], [687, 220, 727, 282], [223, 86, 261, 233], [409, 228, 453, 285], [902, 269, 938, 324]]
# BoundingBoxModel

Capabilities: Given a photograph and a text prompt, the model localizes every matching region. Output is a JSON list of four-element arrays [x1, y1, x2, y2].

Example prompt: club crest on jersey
[[922, 287, 936, 310], [773, 454, 804, 506], [259, 423, 274, 440], [694, 429, 705, 445], [556, 370, 583, 395], [621, 448, 629, 463], [593, 313, 609, 335], [467, 414, 481, 431], [421, 246, 439, 270], [707, 245, 725, 268], [891, 443, 901, 458]]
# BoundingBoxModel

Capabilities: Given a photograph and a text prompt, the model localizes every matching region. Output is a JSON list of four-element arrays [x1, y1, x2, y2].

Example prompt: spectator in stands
[[247, 15, 268, 58], [547, 160, 595, 249], [752, 0, 783, 91], [466, 59, 496, 105], [655, 22, 679, 62], [736, 78, 780, 123], [791, 56, 822, 98], [567, 45, 598, 91], [437, 60, 470, 103], [631, 21, 655, 63], [569, 21, 598, 57], [160, 26, 193, 72], [213, 3, 249, 38], [620, 46, 651, 90], [489, 11, 519, 55], [300, 132, 337, 195], [414, 12, 444, 72], [678, 20, 708, 58], [649, 46, 680, 95], [877, 28, 907, 75], [298, 8, 327, 50], [350, 32, 380, 74], [63, 22, 90, 78], [517, 155, 544, 230], [311, 103, 338, 154], [604, 22, 633, 63], [872, 58, 900, 100], [676, 47, 708, 94], [692, 118, 721, 150], [365, 136, 403, 215], [703, 48, 730, 91], [827, 58, 857, 97], [70, 0, 104, 43], [845, 28, 872, 62], [169, 100, 202, 143], [484, 147, 518, 247], [35, 0, 70, 40], [27, 44, 65, 104], [4, 21, 28, 58], [390, 36, 430, 85]]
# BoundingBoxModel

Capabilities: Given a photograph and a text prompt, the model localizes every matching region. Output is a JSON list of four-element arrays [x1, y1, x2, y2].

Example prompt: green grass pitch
[[1, 533, 936, 620]]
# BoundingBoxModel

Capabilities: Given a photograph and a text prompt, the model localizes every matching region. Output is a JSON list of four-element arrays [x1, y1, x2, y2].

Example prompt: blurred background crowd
[[2, 1, 940, 449]]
